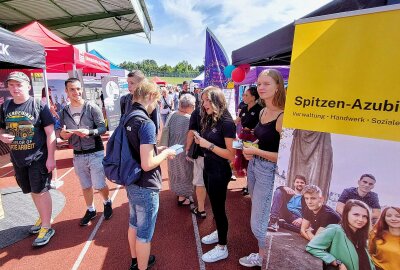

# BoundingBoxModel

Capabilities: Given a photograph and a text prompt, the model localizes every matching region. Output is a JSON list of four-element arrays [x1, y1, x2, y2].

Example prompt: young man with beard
[[267, 175, 307, 233], [58, 78, 112, 226], [0, 71, 56, 246], [300, 185, 341, 241]]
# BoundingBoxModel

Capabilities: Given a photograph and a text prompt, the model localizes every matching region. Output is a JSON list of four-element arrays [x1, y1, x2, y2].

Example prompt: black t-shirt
[[125, 103, 162, 190], [188, 107, 203, 157], [201, 110, 236, 161], [355, 244, 372, 270], [0, 97, 54, 167], [303, 205, 341, 232], [239, 103, 262, 129], [120, 93, 160, 134]]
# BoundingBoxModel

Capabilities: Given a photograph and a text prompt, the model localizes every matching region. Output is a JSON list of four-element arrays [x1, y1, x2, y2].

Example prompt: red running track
[[0, 145, 259, 270]]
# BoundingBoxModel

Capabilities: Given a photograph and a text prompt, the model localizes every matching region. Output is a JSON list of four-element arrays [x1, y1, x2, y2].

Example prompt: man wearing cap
[[0, 71, 56, 247]]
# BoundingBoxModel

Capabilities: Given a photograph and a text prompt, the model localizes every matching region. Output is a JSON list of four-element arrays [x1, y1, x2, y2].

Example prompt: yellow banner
[[284, 7, 400, 142]]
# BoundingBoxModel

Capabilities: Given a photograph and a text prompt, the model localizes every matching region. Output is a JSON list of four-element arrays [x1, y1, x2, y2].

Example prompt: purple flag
[[203, 28, 230, 88]]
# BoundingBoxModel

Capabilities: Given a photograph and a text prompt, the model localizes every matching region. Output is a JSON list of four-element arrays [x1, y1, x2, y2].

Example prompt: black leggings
[[203, 157, 232, 245]]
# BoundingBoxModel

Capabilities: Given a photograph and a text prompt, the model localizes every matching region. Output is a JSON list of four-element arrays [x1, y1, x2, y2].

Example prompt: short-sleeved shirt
[[188, 107, 203, 157], [303, 205, 341, 232], [120, 93, 160, 134], [125, 103, 162, 190], [239, 103, 262, 130], [338, 187, 381, 209], [0, 97, 54, 167], [201, 110, 236, 162]]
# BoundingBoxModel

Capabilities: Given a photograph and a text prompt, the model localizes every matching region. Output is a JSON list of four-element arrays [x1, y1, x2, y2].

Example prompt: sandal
[[177, 197, 193, 206], [191, 207, 206, 219]]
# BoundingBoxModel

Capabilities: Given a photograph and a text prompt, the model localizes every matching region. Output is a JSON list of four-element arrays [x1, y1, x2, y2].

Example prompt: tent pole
[[44, 68, 63, 189]]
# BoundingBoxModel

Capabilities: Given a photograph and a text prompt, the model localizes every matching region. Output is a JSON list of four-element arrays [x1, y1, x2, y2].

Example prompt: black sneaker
[[80, 210, 97, 226], [104, 201, 113, 220], [129, 255, 156, 270]]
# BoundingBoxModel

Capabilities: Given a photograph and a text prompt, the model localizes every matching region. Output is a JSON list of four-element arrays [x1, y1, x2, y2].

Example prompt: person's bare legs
[[196, 186, 207, 212], [136, 241, 151, 270], [31, 191, 52, 227], [82, 187, 94, 208], [128, 227, 137, 258], [98, 186, 110, 201]]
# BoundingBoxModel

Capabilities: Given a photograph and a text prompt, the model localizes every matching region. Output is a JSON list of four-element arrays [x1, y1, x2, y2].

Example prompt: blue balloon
[[223, 65, 236, 78]]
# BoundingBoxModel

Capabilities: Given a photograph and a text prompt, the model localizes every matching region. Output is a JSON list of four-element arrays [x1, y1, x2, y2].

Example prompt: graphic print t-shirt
[[69, 105, 83, 125], [0, 97, 54, 167]]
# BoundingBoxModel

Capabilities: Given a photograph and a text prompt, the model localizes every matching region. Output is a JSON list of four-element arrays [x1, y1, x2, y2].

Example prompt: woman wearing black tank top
[[239, 69, 286, 268]]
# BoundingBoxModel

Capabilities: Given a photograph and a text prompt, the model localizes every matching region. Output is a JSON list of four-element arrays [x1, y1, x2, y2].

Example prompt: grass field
[[158, 77, 193, 85]]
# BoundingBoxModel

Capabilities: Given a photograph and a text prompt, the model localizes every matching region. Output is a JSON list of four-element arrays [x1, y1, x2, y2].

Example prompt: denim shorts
[[73, 150, 107, 190], [126, 184, 160, 243]]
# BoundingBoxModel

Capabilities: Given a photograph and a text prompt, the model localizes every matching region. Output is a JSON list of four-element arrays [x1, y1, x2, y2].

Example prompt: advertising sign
[[101, 76, 121, 131], [263, 6, 400, 269]]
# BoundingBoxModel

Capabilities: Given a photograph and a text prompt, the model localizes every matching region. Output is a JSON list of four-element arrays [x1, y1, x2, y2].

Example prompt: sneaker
[[202, 245, 228, 263], [201, 230, 219, 245], [239, 253, 263, 267], [104, 201, 113, 220], [32, 227, 55, 247], [267, 222, 279, 232], [129, 255, 156, 270], [29, 217, 42, 234], [80, 210, 97, 226]]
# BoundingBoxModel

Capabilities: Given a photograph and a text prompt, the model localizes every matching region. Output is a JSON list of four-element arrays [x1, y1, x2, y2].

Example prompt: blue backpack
[[102, 110, 148, 186]]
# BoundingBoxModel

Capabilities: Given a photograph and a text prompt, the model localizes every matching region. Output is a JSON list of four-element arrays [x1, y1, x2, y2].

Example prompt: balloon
[[226, 81, 235, 89], [231, 67, 246, 83], [223, 65, 236, 78], [239, 64, 251, 74]]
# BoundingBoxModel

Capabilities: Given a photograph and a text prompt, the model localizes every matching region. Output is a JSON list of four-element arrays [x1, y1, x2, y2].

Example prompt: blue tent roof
[[88, 49, 123, 70]]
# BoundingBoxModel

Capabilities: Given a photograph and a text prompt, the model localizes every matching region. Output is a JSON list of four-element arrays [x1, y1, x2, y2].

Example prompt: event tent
[[231, 0, 389, 66], [0, 27, 45, 69], [153, 76, 167, 85], [192, 72, 204, 84], [89, 49, 124, 71], [15, 22, 110, 74], [239, 66, 290, 85]]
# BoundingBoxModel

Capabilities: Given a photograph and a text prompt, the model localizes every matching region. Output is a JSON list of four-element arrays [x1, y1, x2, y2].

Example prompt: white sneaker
[[202, 245, 228, 263], [201, 230, 219, 244], [239, 253, 263, 267]]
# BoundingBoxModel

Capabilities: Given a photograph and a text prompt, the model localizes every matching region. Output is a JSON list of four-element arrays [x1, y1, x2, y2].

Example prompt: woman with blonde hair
[[307, 200, 375, 270], [125, 80, 176, 270], [239, 69, 285, 267], [194, 86, 236, 263], [369, 206, 400, 270]]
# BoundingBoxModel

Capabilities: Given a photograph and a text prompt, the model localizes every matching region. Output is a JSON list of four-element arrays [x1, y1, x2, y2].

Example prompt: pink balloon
[[232, 67, 246, 83], [239, 64, 251, 74]]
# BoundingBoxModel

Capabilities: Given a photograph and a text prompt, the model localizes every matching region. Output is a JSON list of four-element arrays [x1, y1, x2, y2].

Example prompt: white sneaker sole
[[239, 260, 262, 267], [201, 237, 219, 245], [202, 251, 228, 263]]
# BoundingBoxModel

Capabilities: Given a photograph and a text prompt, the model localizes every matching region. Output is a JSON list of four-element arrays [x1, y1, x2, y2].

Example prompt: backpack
[[102, 109, 149, 186]]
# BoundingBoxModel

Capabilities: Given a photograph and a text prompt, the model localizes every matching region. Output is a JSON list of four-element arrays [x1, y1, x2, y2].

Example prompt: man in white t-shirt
[[160, 87, 173, 125]]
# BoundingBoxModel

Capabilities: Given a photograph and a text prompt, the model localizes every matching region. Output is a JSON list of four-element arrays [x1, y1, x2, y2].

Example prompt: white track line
[[71, 185, 121, 270], [191, 213, 206, 270], [265, 234, 273, 269], [56, 167, 74, 180], [0, 169, 13, 178]]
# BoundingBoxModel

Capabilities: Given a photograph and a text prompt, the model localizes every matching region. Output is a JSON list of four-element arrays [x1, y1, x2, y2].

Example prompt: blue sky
[[78, 1, 331, 67]]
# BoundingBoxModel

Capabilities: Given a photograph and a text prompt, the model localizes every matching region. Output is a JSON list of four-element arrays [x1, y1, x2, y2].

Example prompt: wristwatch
[[334, 259, 342, 266], [208, 143, 215, 151]]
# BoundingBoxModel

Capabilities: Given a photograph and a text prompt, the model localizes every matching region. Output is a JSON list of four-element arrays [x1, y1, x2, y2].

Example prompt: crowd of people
[[0, 69, 399, 270]]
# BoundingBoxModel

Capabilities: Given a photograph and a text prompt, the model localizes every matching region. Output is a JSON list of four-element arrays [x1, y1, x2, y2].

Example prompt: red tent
[[153, 76, 167, 85], [15, 22, 110, 73]]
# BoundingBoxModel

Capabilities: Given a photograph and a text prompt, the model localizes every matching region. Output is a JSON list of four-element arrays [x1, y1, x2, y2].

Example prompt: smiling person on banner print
[[368, 206, 400, 270], [0, 71, 56, 247], [58, 78, 113, 226], [300, 185, 341, 241], [307, 199, 376, 270], [336, 174, 381, 224]]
